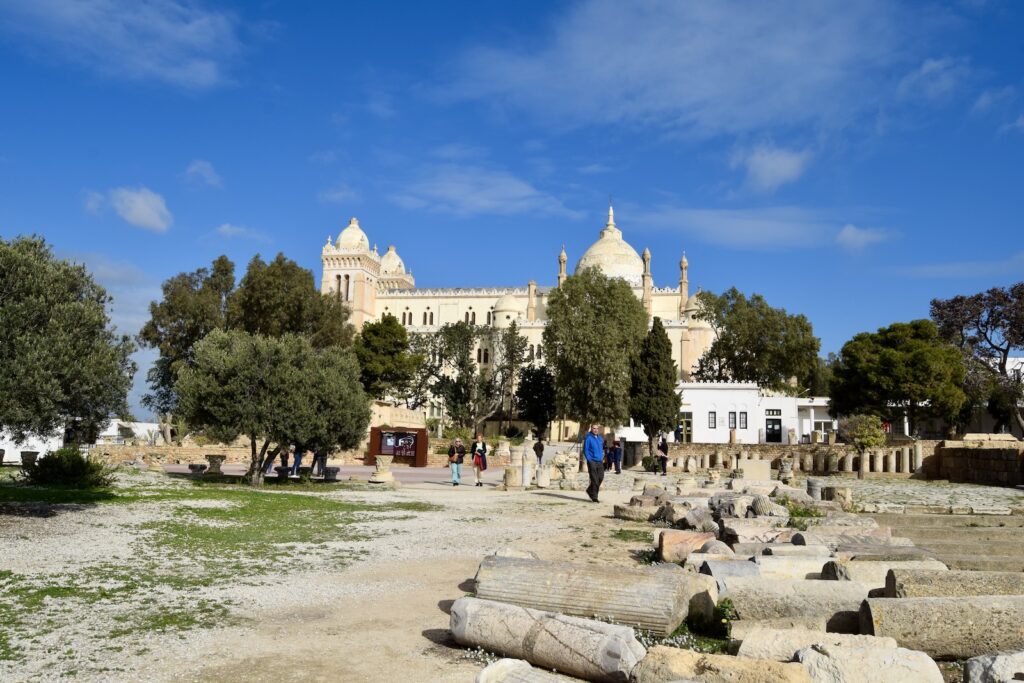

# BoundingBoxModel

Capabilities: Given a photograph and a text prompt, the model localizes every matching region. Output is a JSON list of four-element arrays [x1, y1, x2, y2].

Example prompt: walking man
[[583, 424, 605, 503]]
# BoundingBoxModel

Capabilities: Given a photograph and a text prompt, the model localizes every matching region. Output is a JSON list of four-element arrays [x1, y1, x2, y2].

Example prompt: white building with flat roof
[[677, 381, 835, 445]]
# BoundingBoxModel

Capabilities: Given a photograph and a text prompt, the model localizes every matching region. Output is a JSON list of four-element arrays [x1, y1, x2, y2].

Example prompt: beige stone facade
[[320, 206, 715, 384]]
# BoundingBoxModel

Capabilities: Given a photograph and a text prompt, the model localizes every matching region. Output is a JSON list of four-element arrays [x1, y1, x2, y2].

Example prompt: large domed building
[[321, 206, 714, 413]]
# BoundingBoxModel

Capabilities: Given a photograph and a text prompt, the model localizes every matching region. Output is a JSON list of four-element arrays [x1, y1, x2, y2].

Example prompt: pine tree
[[630, 317, 681, 456]]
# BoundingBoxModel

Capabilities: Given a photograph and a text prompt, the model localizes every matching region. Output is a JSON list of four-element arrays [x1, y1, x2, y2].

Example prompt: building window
[[765, 409, 782, 417], [728, 412, 736, 429], [343, 274, 350, 302], [422, 312, 427, 325], [739, 412, 747, 429], [708, 411, 716, 429], [483, 349, 490, 364], [477, 348, 482, 363], [472, 311, 477, 324], [814, 420, 832, 433], [537, 345, 543, 359], [487, 311, 492, 325], [429, 312, 434, 325], [465, 312, 470, 323]]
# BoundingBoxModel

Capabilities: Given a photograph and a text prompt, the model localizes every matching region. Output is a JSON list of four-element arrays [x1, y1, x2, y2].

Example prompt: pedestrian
[[657, 435, 669, 476], [469, 433, 488, 487], [290, 445, 303, 475], [583, 424, 605, 503], [448, 437, 466, 486], [609, 440, 623, 474], [532, 438, 545, 466], [311, 449, 328, 476]]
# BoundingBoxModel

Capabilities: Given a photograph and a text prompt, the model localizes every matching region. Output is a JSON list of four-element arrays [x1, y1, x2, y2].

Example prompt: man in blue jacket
[[583, 424, 605, 503]]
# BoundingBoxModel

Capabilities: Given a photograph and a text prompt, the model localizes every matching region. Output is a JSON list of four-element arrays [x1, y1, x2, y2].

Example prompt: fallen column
[[722, 577, 869, 633], [885, 568, 1024, 598], [476, 658, 574, 683], [736, 627, 896, 662], [822, 559, 947, 589], [861, 596, 1024, 659], [473, 556, 717, 636], [450, 597, 646, 683], [632, 645, 811, 683], [658, 529, 716, 563], [763, 544, 832, 557], [720, 519, 791, 545], [730, 617, 826, 640], [753, 556, 828, 580], [795, 644, 943, 683]]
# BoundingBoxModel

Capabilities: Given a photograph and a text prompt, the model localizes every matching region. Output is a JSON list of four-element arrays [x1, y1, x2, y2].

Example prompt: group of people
[[447, 433, 489, 487], [263, 446, 329, 477]]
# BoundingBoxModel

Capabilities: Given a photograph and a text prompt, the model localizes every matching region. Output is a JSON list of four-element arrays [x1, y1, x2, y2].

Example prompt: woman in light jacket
[[470, 433, 488, 487]]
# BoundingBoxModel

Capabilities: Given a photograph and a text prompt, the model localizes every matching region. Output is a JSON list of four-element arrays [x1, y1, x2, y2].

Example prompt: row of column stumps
[[663, 442, 924, 476]]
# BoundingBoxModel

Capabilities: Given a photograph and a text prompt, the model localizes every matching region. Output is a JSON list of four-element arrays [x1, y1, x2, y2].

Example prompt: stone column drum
[[858, 450, 868, 479], [700, 452, 710, 469], [369, 455, 394, 483], [801, 452, 813, 473], [871, 449, 884, 473], [913, 442, 923, 472], [885, 449, 897, 473], [900, 447, 911, 474], [843, 453, 854, 472]]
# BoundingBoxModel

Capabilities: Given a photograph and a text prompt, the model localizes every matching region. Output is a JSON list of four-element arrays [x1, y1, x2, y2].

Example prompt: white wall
[[679, 383, 830, 445], [1, 431, 63, 464]]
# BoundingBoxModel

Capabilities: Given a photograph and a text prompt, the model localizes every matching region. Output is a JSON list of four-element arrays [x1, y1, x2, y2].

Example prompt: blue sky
[[1, 1, 1022, 417]]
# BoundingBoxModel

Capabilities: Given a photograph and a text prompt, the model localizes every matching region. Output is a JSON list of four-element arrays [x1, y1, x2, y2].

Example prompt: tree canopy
[[838, 414, 887, 454], [353, 314, 420, 400], [139, 253, 353, 421], [630, 317, 681, 454], [0, 236, 135, 442], [830, 319, 966, 434], [931, 283, 1024, 434], [515, 365, 556, 440], [543, 267, 648, 429], [175, 329, 370, 484], [693, 287, 820, 392]]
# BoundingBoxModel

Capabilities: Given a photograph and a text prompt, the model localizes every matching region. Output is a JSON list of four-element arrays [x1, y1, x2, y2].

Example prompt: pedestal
[[20, 451, 39, 468], [885, 449, 897, 473], [913, 442, 923, 472], [369, 455, 395, 483], [504, 465, 523, 489], [536, 466, 551, 488], [900, 447, 911, 474], [205, 454, 226, 474], [870, 450, 883, 473]]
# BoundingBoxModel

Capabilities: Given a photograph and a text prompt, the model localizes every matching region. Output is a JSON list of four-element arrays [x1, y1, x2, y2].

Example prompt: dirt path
[[172, 482, 643, 682]]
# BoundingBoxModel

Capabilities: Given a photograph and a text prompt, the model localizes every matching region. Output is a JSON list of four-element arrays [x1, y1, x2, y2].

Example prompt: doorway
[[766, 418, 782, 443]]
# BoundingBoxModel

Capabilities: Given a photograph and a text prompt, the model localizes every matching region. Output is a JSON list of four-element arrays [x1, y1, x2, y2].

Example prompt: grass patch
[[611, 528, 654, 544]]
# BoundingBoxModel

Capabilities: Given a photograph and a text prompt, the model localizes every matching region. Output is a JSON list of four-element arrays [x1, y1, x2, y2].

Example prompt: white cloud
[[317, 182, 359, 204], [902, 252, 1024, 278], [897, 57, 970, 102], [109, 187, 172, 232], [1000, 115, 1024, 134], [184, 159, 222, 187], [836, 223, 889, 250], [971, 86, 1015, 114], [214, 223, 267, 242], [61, 250, 159, 334], [0, 0, 243, 89], [635, 205, 835, 250], [731, 144, 813, 194], [83, 189, 104, 214], [391, 164, 581, 218], [447, 1, 921, 136], [366, 92, 396, 118]]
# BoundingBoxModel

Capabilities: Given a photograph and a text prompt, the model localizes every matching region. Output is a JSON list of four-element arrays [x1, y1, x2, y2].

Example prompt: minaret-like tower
[[678, 252, 689, 318], [641, 247, 653, 315], [557, 245, 567, 287]]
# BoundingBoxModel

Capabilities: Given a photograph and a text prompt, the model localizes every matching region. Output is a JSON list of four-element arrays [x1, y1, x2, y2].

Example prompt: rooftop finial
[[607, 199, 615, 226]]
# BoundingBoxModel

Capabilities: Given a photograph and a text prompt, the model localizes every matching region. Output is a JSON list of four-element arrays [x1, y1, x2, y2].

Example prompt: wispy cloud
[[446, 1, 924, 137], [836, 223, 890, 250], [60, 250, 159, 334], [432, 143, 487, 161], [731, 144, 813, 194], [109, 187, 173, 232], [635, 205, 836, 250], [1000, 115, 1024, 134], [82, 189, 104, 214], [391, 164, 581, 218], [317, 182, 359, 204], [897, 57, 971, 102], [971, 86, 1015, 114], [0, 0, 244, 89], [214, 223, 267, 242], [578, 163, 611, 175], [902, 252, 1024, 278], [184, 159, 222, 187]]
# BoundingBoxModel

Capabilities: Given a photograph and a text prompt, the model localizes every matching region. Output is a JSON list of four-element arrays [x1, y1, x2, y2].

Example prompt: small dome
[[575, 206, 644, 285], [337, 217, 369, 251], [494, 293, 522, 313], [380, 245, 405, 274]]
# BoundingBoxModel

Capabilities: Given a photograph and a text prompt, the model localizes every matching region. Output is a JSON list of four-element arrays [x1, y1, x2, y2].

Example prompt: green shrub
[[641, 455, 659, 472], [504, 426, 524, 439], [446, 426, 473, 442], [21, 447, 114, 488]]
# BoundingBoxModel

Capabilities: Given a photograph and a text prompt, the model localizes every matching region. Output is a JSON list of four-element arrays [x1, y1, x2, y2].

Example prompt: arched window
[[537, 345, 543, 359], [429, 312, 434, 325], [422, 312, 427, 325], [486, 311, 492, 325], [471, 311, 477, 324], [483, 349, 489, 364], [343, 274, 350, 302], [477, 348, 482, 363], [335, 274, 342, 299], [465, 312, 470, 323]]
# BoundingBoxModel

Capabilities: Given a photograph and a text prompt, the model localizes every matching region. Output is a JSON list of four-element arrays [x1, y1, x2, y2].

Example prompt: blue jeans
[[291, 452, 303, 475], [451, 462, 462, 484]]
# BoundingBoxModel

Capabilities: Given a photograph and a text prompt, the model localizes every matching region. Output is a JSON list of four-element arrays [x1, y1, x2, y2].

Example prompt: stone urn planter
[[369, 455, 394, 484], [274, 465, 291, 481], [188, 463, 208, 475], [205, 454, 226, 474], [20, 451, 39, 468], [297, 466, 313, 481], [322, 466, 340, 482]]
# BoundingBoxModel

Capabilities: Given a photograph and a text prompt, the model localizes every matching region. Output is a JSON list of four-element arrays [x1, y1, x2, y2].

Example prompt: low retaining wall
[[89, 444, 362, 466], [938, 441, 1024, 486]]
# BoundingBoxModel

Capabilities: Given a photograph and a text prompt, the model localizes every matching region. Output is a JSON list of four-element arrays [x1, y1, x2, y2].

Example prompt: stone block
[[885, 568, 1024, 598], [741, 459, 771, 481], [795, 644, 942, 683], [736, 627, 896, 662], [658, 529, 717, 563], [721, 577, 869, 633], [730, 617, 826, 641], [720, 519, 790, 545], [632, 645, 811, 683], [821, 559, 947, 590], [450, 597, 645, 682], [963, 650, 1024, 683], [613, 504, 652, 522], [763, 544, 831, 557], [753, 556, 829, 580]]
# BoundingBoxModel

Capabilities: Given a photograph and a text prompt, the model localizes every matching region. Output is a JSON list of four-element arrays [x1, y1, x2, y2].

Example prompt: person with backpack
[[448, 438, 466, 486], [469, 433, 488, 487]]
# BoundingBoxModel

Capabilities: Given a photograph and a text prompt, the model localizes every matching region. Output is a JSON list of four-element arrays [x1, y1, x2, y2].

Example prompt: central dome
[[575, 206, 644, 285], [337, 217, 369, 251]]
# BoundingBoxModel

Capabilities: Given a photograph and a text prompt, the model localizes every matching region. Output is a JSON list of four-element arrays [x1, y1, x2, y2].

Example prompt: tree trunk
[[1014, 406, 1024, 439], [246, 437, 270, 486]]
